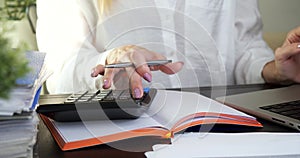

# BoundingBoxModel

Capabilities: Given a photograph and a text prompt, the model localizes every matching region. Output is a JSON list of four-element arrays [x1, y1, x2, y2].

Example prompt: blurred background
[[0, 0, 300, 52], [259, 0, 300, 50], [0, 0, 37, 50], [0, 0, 299, 95]]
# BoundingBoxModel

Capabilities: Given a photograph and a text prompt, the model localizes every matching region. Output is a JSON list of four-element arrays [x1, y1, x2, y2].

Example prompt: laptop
[[216, 84, 300, 131]]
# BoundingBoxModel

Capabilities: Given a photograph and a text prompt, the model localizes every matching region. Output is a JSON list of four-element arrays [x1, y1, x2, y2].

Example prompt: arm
[[234, 0, 275, 84], [37, 0, 183, 96], [36, 0, 106, 94], [262, 26, 300, 84]]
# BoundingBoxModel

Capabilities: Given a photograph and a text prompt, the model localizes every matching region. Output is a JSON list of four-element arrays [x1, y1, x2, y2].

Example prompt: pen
[[104, 60, 172, 68]]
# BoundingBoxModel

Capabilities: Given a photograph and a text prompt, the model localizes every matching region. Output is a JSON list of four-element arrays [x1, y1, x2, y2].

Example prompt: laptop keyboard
[[259, 100, 300, 121]]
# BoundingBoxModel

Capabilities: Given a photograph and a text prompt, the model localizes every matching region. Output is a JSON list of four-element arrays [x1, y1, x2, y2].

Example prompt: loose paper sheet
[[145, 132, 300, 158]]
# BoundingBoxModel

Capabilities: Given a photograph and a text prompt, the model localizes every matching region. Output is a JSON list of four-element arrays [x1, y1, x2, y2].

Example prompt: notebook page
[[52, 116, 162, 142], [146, 90, 255, 129]]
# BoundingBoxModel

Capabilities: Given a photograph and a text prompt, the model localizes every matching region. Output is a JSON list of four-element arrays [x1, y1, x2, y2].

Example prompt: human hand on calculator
[[91, 45, 184, 98]]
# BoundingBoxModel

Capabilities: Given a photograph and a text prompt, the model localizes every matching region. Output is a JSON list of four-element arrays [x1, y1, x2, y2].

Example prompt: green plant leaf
[[0, 23, 30, 99], [2, 0, 36, 20]]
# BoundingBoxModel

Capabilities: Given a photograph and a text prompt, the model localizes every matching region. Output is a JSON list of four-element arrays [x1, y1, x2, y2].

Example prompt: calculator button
[[97, 92, 107, 96], [103, 97, 115, 101], [90, 99, 100, 102], [143, 87, 150, 94], [77, 99, 89, 102], [95, 96, 105, 100], [100, 89, 112, 94], [80, 96, 91, 100], [84, 93, 95, 97], [65, 99, 76, 103], [70, 94, 83, 98]]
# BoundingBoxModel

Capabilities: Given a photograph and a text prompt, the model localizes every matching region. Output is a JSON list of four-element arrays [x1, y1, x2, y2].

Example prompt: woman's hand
[[263, 27, 300, 84], [91, 45, 184, 98]]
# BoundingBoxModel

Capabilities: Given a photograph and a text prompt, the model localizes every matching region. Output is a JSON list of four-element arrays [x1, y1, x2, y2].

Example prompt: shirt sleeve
[[36, 0, 108, 94], [234, 0, 275, 84]]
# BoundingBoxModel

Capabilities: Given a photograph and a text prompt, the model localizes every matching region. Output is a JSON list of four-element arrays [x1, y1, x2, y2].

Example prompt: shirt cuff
[[247, 56, 274, 84]]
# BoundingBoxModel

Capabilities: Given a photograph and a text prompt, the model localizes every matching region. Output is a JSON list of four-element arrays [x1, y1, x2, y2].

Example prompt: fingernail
[[298, 44, 300, 48], [143, 73, 152, 82], [103, 79, 109, 88], [134, 88, 141, 98]]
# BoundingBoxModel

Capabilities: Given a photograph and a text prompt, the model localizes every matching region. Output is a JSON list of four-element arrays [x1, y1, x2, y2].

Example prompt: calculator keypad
[[64, 88, 150, 106], [37, 88, 156, 122]]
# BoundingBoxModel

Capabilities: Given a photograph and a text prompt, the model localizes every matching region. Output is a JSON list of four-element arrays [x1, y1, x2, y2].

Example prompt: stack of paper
[[0, 112, 39, 158], [145, 132, 300, 158], [0, 51, 51, 158], [0, 51, 51, 116]]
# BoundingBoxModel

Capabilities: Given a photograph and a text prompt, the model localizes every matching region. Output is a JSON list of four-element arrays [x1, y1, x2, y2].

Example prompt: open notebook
[[40, 90, 262, 151]]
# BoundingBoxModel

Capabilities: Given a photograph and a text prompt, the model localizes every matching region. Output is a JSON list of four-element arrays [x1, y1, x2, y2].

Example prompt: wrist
[[262, 61, 293, 85]]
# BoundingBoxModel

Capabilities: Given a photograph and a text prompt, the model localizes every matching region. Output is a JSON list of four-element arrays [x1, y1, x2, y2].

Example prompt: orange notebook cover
[[40, 90, 262, 151]]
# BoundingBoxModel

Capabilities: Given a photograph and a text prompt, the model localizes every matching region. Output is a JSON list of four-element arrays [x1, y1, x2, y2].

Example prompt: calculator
[[36, 88, 156, 122]]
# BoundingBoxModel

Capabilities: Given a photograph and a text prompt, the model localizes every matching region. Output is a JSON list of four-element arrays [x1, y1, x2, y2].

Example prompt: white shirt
[[36, 0, 274, 94]]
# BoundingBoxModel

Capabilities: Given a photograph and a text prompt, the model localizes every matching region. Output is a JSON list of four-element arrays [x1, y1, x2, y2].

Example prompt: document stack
[[0, 51, 51, 158]]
